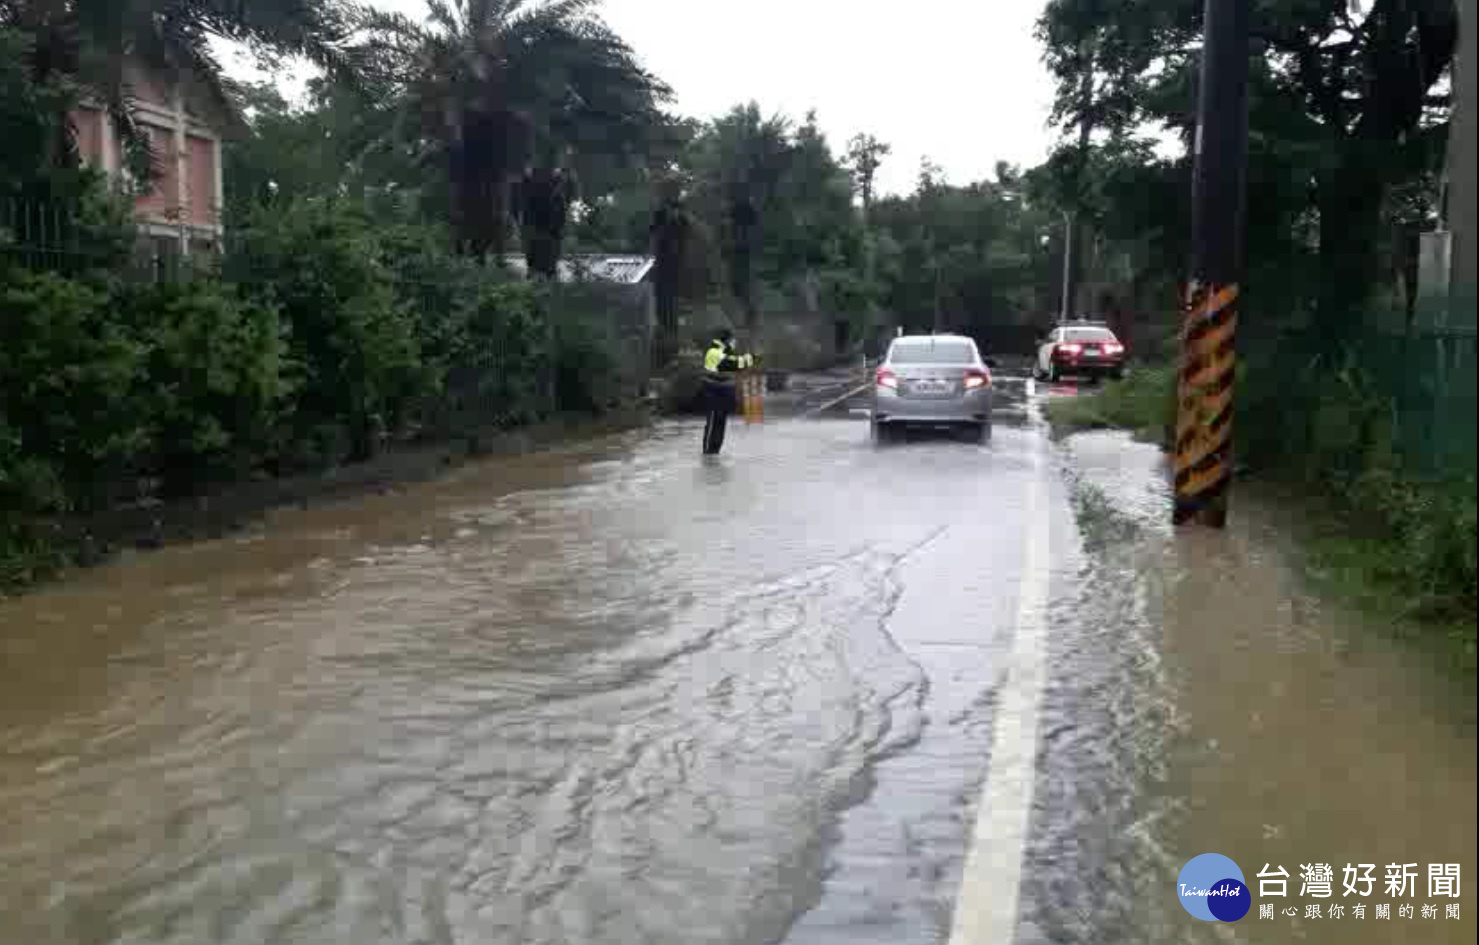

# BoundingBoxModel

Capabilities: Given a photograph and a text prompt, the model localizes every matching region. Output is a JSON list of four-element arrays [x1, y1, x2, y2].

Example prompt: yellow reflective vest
[[704, 341, 753, 375]]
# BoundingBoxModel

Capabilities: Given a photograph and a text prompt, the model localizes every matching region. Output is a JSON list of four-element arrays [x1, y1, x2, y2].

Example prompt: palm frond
[[353, 8, 435, 45], [483, 0, 524, 26], [104, 84, 156, 186], [425, 0, 461, 36], [508, 0, 602, 33]]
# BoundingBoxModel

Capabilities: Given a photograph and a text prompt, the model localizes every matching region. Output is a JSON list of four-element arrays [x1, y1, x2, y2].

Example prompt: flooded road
[[1, 375, 1473, 944], [1017, 399, 1476, 945]]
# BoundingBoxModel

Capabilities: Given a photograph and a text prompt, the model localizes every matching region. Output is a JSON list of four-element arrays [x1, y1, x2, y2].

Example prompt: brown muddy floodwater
[[1022, 425, 1477, 945], [1, 381, 1473, 945], [0, 394, 1058, 945]]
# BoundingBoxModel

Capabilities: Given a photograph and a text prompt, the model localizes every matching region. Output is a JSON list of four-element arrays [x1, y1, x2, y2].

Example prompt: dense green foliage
[[1033, 0, 1473, 649], [228, 199, 424, 464], [1033, 0, 1456, 342], [115, 279, 287, 495], [1, 270, 144, 513], [3, 0, 1471, 639], [355, 0, 672, 264], [1042, 365, 1178, 442], [0, 217, 613, 588], [554, 107, 1058, 352], [1, 0, 671, 587]]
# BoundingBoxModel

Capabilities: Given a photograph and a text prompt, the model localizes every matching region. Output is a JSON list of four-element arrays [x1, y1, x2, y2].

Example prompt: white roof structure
[[501, 254, 655, 284]]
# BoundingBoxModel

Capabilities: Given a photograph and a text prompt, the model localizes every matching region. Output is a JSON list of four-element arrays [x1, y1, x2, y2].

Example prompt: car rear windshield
[[1065, 328, 1117, 343], [889, 340, 976, 364]]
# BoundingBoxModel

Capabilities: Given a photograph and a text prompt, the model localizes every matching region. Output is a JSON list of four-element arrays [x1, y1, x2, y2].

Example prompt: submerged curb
[[10, 409, 653, 597]]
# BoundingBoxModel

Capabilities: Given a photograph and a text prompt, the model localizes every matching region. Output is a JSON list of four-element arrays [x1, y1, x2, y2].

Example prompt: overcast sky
[[223, 0, 1063, 197]]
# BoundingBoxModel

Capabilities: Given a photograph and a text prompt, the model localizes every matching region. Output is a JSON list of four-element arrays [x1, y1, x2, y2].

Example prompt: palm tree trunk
[[520, 167, 568, 280], [449, 124, 514, 262], [651, 200, 685, 368]]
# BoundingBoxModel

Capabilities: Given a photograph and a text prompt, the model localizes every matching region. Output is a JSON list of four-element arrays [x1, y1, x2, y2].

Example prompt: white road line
[[947, 398, 1051, 945], [801, 379, 873, 418]]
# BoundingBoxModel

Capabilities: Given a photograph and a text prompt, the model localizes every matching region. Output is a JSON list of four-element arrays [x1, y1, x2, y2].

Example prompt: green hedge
[[1, 270, 148, 513], [0, 270, 291, 508], [1, 198, 632, 590], [229, 200, 425, 465], [117, 280, 287, 495]]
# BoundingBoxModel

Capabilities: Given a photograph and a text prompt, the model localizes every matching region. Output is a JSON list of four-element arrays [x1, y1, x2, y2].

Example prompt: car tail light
[[1060, 343, 1083, 355], [963, 368, 990, 389], [876, 367, 898, 389], [1103, 342, 1124, 355]]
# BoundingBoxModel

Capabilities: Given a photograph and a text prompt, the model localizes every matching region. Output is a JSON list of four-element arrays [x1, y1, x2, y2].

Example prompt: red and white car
[[1035, 323, 1127, 382]]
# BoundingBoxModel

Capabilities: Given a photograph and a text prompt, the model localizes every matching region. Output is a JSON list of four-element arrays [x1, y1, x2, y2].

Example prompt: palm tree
[[361, 0, 670, 268], [691, 103, 794, 336], [1, 0, 355, 180], [515, 163, 574, 279], [649, 172, 700, 366]]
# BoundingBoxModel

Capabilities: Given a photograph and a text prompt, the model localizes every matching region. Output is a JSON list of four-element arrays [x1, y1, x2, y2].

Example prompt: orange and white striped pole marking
[[1173, 281, 1238, 527]]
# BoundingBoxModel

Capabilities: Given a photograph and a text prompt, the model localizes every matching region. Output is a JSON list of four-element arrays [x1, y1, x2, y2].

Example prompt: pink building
[[71, 60, 228, 260]]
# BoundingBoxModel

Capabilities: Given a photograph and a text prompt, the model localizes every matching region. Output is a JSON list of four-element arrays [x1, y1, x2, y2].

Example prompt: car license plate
[[915, 380, 945, 392], [1085, 349, 1100, 357]]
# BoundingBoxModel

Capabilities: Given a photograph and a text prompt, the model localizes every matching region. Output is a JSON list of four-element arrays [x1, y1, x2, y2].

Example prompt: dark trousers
[[702, 379, 736, 454]]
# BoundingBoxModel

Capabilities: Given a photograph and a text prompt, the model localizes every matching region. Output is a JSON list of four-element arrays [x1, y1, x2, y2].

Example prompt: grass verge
[[1045, 364, 1476, 674], [1296, 477, 1477, 674], [1041, 365, 1177, 444]]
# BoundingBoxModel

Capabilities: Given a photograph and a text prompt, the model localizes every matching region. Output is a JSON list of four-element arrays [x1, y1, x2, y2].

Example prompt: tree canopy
[[6, 0, 1456, 351], [1035, 0, 1457, 333], [355, 0, 671, 264]]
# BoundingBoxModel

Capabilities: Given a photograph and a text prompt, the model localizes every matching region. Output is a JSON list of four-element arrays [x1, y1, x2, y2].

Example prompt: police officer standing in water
[[701, 328, 754, 455]]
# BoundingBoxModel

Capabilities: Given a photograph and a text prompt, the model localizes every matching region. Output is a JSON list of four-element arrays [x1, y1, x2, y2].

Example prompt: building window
[[186, 135, 218, 227], [130, 124, 180, 217]]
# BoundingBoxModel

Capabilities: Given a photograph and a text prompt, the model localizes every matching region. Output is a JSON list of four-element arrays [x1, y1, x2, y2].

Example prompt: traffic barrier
[[740, 371, 765, 423]]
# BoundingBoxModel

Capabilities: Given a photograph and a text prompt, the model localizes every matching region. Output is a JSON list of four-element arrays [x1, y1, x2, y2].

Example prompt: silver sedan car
[[871, 334, 995, 444]]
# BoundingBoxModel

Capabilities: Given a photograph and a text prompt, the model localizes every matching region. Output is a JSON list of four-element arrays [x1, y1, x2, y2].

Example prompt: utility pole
[[1173, 0, 1250, 528], [1062, 41, 1095, 324]]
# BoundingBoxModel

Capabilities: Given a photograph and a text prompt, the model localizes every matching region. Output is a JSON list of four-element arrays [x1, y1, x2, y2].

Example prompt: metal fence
[[1240, 321, 1478, 482], [1360, 327, 1477, 478], [0, 196, 219, 282]]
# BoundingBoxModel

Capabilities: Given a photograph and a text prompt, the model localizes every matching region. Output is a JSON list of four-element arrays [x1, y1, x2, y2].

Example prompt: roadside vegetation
[[1047, 359, 1476, 667], [1042, 365, 1177, 443], [2, 0, 1472, 642], [0, 0, 1071, 591], [1031, 0, 1475, 667]]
